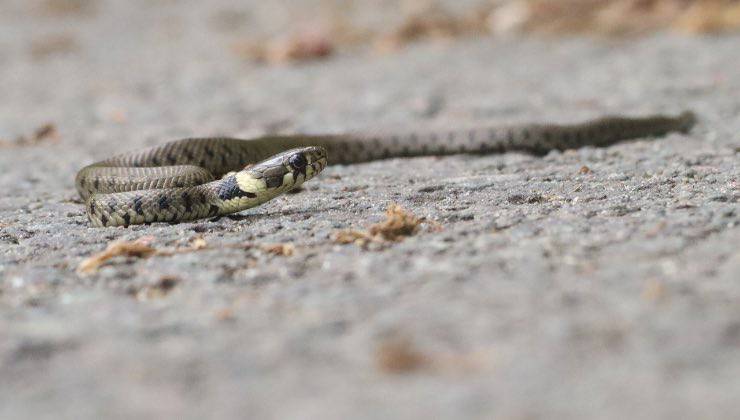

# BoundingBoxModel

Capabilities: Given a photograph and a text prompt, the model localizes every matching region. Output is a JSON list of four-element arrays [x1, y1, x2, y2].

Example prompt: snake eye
[[288, 153, 308, 170]]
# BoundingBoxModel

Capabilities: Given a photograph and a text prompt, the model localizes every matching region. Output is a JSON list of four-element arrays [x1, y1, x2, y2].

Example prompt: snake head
[[285, 146, 328, 185], [243, 146, 328, 192]]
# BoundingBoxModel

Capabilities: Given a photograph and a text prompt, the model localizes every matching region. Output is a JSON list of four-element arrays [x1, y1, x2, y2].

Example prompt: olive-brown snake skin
[[76, 111, 696, 227]]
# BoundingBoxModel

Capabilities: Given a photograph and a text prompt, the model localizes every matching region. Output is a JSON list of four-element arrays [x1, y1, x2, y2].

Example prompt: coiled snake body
[[76, 111, 696, 227]]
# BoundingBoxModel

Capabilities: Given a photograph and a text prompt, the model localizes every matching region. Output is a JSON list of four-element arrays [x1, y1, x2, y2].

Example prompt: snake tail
[[270, 111, 697, 164]]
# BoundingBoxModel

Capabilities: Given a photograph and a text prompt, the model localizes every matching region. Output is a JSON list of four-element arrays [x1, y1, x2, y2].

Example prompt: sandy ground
[[1, 1, 739, 419]]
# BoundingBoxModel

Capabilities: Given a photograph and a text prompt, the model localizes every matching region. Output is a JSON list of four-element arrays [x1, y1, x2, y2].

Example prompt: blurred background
[[3, 0, 738, 145], [4, 0, 740, 65]]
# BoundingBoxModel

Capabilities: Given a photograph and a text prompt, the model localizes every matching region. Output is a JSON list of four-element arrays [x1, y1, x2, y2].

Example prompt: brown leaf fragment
[[40, 0, 95, 17], [260, 243, 295, 256], [376, 5, 487, 52], [376, 337, 431, 374], [0, 123, 59, 148], [375, 334, 493, 375], [77, 236, 260, 274], [77, 237, 156, 274], [369, 204, 423, 241], [30, 34, 79, 59], [133, 275, 181, 301], [333, 204, 426, 248], [641, 278, 666, 302], [333, 229, 374, 246], [232, 29, 333, 64], [214, 307, 236, 322], [487, 0, 740, 36], [674, 0, 740, 34], [154, 236, 210, 257], [34, 123, 58, 141], [187, 236, 208, 251]]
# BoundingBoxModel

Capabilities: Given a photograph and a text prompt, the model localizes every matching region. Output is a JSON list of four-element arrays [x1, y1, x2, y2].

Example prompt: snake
[[76, 111, 696, 227]]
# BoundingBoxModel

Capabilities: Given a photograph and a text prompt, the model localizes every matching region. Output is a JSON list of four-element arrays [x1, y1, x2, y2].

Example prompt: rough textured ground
[[1, 1, 739, 419]]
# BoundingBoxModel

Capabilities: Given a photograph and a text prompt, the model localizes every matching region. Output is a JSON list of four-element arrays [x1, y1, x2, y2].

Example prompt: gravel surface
[[1, 2, 739, 419]]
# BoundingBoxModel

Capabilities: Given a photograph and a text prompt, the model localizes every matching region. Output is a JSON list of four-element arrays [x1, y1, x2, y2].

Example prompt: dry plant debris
[[368, 204, 424, 241], [0, 123, 59, 148], [488, 0, 740, 36], [213, 307, 237, 322], [334, 204, 428, 248], [232, 29, 334, 64], [375, 5, 489, 52], [77, 236, 260, 274], [641, 278, 667, 302], [260, 243, 295, 256], [185, 237, 208, 251], [234, 0, 740, 65], [39, 0, 95, 17], [375, 337, 432, 373], [674, 0, 740, 33], [130, 275, 181, 301], [76, 236, 207, 274], [29, 34, 79, 59], [153, 235, 214, 256], [77, 237, 157, 274], [376, 335, 491, 375]]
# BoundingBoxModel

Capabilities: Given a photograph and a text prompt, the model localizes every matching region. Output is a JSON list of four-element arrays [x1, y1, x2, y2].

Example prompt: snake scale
[[76, 111, 696, 227]]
